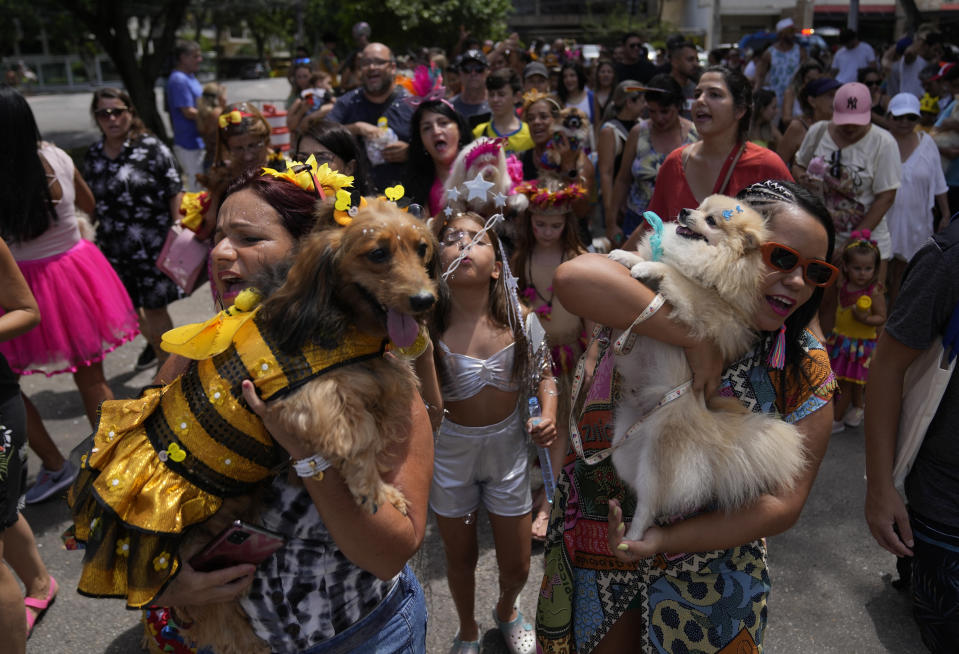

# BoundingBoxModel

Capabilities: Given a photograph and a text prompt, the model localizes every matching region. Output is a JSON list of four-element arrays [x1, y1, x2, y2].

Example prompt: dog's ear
[[739, 216, 766, 253], [260, 229, 347, 353]]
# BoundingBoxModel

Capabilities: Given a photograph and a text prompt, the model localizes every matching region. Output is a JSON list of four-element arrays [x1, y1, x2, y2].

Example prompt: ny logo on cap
[[847, 97, 858, 110]]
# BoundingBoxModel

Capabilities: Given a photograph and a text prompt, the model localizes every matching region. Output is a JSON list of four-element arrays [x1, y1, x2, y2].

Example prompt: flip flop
[[25, 575, 57, 638]]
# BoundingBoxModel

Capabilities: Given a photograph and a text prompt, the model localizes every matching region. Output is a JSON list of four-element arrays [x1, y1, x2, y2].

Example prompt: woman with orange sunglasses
[[535, 179, 838, 654]]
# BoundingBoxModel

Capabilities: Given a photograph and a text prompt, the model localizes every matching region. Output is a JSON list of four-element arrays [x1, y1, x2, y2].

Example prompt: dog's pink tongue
[[387, 309, 418, 348]]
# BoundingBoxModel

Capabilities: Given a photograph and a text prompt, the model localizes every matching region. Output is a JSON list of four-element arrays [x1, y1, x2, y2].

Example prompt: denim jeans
[[302, 564, 428, 654], [144, 565, 427, 654]]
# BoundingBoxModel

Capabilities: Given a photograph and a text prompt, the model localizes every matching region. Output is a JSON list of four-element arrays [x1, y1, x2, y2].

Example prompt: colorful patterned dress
[[827, 282, 878, 385], [536, 329, 835, 653]]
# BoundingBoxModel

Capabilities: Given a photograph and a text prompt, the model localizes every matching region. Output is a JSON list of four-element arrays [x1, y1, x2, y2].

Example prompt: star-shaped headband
[[442, 173, 509, 218]]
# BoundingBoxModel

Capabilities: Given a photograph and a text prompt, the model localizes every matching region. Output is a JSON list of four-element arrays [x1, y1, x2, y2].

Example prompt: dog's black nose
[[409, 292, 436, 312], [678, 208, 691, 225]]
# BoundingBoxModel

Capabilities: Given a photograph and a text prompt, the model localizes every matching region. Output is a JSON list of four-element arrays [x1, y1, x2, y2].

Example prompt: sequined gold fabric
[[70, 310, 385, 607]]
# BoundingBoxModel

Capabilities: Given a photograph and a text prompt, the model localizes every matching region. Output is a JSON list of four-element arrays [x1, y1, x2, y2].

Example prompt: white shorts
[[429, 406, 532, 518]]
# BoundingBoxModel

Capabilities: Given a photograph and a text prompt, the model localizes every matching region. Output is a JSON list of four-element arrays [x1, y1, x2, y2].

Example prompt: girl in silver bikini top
[[437, 340, 519, 402]]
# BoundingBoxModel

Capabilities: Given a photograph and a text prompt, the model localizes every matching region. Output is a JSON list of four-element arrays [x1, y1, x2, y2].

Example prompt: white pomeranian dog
[[607, 194, 807, 541]]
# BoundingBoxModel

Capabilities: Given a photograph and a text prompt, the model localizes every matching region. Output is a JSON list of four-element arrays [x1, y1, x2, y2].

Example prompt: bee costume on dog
[[69, 157, 381, 608], [69, 290, 386, 607]]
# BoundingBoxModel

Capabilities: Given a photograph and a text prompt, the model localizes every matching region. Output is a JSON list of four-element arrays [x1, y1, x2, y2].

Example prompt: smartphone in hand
[[188, 520, 286, 573]]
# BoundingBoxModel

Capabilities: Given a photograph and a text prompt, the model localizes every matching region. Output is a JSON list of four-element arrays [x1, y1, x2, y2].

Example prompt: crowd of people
[[0, 17, 958, 654]]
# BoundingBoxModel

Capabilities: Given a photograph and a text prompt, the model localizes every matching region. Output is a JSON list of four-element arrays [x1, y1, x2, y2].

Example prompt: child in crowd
[[748, 87, 782, 151], [286, 72, 336, 131], [431, 208, 556, 654], [472, 69, 533, 155], [196, 82, 226, 170], [512, 178, 593, 540], [828, 230, 886, 432]]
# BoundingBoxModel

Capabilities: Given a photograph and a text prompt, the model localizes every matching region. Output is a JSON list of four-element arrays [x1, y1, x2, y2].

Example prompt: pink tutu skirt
[[0, 239, 139, 376], [827, 333, 876, 385]]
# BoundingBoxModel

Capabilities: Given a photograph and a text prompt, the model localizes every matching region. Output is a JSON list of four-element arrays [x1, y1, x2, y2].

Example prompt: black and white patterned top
[[239, 474, 396, 653], [83, 134, 183, 264]]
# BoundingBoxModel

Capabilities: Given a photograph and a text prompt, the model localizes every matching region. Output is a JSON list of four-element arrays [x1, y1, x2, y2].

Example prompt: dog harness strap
[[620, 380, 693, 442], [571, 378, 694, 466], [613, 293, 665, 355], [569, 311, 693, 466]]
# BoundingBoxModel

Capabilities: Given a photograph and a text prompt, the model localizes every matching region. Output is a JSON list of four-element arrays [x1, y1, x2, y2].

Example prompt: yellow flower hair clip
[[262, 156, 354, 200], [218, 110, 245, 129], [314, 162, 354, 198], [178, 191, 211, 232]]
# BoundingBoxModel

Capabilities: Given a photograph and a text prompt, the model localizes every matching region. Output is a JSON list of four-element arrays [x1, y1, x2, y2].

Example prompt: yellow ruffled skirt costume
[[69, 295, 385, 608]]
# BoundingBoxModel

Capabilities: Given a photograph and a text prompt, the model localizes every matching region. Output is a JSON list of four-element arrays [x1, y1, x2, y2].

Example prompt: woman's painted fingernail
[[617, 543, 629, 551], [617, 522, 625, 534]]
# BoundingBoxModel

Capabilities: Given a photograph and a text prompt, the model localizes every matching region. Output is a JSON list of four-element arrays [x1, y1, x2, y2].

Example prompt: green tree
[[582, 3, 675, 49], [303, 0, 512, 53], [56, 0, 192, 139]]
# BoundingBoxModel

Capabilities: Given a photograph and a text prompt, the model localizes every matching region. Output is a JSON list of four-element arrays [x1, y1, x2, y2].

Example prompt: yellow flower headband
[[261, 155, 354, 201], [218, 109, 254, 129]]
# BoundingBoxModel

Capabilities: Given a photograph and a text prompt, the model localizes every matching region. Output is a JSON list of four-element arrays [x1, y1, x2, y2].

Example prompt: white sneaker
[[831, 421, 846, 434], [24, 461, 78, 504], [844, 407, 864, 428]]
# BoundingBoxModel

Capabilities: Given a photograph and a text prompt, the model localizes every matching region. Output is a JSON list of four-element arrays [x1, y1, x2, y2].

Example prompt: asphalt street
[[17, 78, 924, 653]]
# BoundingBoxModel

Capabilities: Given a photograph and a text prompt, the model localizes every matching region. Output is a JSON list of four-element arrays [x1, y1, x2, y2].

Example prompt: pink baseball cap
[[833, 82, 872, 126]]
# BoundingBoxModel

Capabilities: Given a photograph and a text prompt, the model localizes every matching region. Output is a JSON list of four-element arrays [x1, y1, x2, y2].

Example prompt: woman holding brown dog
[[536, 180, 838, 653], [144, 170, 433, 654]]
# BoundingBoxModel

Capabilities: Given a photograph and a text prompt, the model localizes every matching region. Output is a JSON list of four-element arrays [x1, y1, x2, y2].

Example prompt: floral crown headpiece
[[845, 229, 878, 251], [178, 191, 211, 232], [514, 179, 585, 214], [522, 90, 561, 114], [218, 109, 255, 129]]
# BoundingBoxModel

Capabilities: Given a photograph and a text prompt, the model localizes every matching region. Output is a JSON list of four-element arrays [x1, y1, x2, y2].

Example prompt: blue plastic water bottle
[[529, 397, 555, 504]]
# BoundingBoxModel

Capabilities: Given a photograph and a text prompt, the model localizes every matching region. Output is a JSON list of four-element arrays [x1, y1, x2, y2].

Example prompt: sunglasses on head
[[94, 107, 128, 119], [761, 242, 838, 287]]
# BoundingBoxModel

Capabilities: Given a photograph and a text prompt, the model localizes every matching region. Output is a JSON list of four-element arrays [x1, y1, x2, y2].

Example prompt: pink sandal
[[24, 575, 57, 637]]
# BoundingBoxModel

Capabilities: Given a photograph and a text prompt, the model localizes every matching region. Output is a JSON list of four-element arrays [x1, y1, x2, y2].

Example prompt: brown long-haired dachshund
[[256, 197, 439, 514], [157, 199, 440, 654]]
